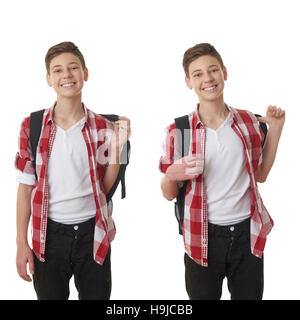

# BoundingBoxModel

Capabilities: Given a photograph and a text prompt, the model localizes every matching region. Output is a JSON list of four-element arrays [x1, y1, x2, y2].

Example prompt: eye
[[193, 73, 202, 78], [54, 69, 61, 73], [211, 68, 219, 72]]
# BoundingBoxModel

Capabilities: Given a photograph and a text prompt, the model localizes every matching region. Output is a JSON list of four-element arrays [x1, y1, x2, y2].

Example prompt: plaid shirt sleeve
[[15, 116, 36, 185]]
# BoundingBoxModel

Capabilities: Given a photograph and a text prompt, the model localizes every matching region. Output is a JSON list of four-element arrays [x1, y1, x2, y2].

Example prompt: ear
[[46, 73, 52, 87], [223, 66, 228, 81], [84, 67, 89, 81], [185, 76, 193, 90]]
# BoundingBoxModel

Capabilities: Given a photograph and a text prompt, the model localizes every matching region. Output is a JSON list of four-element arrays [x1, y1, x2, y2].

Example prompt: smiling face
[[185, 54, 227, 103], [46, 52, 88, 99]]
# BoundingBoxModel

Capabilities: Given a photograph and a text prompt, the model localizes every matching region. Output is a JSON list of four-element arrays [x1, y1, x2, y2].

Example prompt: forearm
[[257, 125, 283, 182], [160, 155, 204, 200], [161, 175, 179, 201], [16, 183, 33, 246]]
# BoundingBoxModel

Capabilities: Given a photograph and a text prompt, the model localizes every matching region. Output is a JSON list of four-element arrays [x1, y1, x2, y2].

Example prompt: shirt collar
[[45, 101, 90, 126]]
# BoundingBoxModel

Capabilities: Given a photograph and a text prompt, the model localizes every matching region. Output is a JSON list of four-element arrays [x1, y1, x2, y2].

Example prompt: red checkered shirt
[[159, 105, 274, 266], [15, 103, 115, 265]]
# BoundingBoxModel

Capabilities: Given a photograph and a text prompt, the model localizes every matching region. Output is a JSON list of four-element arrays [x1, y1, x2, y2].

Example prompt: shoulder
[[19, 107, 48, 131], [17, 116, 31, 140], [163, 111, 196, 143], [230, 107, 258, 125], [23, 108, 51, 127], [165, 121, 177, 133], [166, 110, 194, 131], [86, 109, 114, 131], [20, 115, 31, 128]]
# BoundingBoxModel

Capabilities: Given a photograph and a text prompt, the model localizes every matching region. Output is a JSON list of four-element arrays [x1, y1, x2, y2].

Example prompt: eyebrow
[[51, 62, 80, 69], [191, 64, 219, 75]]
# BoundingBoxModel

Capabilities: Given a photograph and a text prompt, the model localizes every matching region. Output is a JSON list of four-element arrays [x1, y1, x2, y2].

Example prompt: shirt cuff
[[16, 170, 36, 186], [14, 152, 35, 174], [159, 156, 174, 174]]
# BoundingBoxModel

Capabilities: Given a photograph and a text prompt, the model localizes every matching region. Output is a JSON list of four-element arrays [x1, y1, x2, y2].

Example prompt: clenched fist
[[166, 153, 204, 181]]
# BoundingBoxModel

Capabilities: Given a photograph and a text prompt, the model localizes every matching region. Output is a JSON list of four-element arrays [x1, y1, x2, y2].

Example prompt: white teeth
[[61, 83, 75, 87], [203, 85, 217, 91]]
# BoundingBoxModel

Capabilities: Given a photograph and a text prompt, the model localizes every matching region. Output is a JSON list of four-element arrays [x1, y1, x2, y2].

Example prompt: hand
[[257, 105, 285, 130], [16, 243, 34, 282], [166, 154, 204, 181], [110, 116, 131, 150]]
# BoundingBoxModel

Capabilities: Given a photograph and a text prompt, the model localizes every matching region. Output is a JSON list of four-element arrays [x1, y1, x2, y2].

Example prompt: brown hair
[[45, 41, 86, 74], [182, 43, 224, 78]]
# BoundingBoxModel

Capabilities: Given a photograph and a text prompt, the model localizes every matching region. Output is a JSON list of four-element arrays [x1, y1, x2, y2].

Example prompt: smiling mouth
[[61, 82, 76, 88], [202, 84, 218, 92]]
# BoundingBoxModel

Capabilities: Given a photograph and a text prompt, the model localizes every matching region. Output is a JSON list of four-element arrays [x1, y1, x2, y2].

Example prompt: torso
[[203, 112, 251, 225]]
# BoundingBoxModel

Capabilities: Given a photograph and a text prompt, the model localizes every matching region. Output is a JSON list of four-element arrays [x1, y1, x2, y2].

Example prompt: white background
[[0, 0, 299, 300]]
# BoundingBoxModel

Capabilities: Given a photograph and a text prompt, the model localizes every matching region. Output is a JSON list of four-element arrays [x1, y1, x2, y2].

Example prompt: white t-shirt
[[204, 112, 251, 225], [17, 117, 97, 224]]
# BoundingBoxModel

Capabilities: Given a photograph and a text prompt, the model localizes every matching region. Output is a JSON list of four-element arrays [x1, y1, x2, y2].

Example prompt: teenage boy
[[15, 41, 131, 300], [159, 43, 285, 300]]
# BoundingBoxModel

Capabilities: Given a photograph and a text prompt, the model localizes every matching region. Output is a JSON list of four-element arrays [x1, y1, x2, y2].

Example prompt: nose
[[203, 72, 213, 82], [62, 68, 73, 78]]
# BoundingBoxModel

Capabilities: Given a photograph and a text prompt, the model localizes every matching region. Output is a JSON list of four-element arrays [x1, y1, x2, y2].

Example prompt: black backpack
[[174, 113, 267, 235], [29, 109, 130, 203]]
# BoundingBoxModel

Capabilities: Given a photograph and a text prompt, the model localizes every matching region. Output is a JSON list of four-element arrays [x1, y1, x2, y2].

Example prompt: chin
[[199, 91, 223, 102], [58, 90, 82, 98]]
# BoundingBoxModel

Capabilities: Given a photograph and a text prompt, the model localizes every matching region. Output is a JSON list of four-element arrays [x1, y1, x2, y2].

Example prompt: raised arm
[[256, 105, 285, 182]]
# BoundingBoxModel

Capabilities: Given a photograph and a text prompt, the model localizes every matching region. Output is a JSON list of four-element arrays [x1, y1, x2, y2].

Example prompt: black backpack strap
[[30, 109, 45, 180], [105, 141, 130, 201], [174, 115, 190, 235], [100, 114, 130, 202], [175, 115, 190, 157], [99, 114, 119, 122], [255, 114, 268, 148]]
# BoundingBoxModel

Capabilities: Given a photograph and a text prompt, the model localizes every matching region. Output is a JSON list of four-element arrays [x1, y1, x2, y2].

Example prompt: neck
[[54, 94, 84, 122], [197, 95, 228, 122]]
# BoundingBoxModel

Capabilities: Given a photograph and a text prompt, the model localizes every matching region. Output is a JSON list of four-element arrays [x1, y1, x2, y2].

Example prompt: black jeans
[[184, 218, 264, 300], [33, 217, 111, 300]]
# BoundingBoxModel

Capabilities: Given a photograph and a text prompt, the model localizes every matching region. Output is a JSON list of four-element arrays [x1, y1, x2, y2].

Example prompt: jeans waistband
[[47, 217, 96, 237], [208, 218, 250, 238]]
